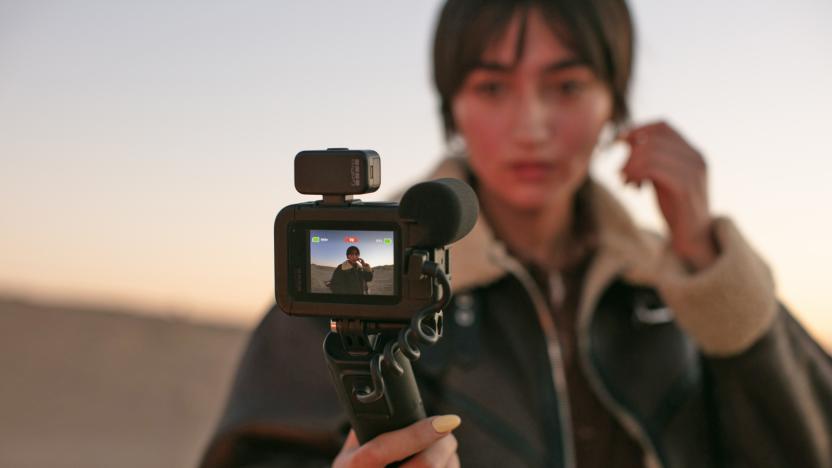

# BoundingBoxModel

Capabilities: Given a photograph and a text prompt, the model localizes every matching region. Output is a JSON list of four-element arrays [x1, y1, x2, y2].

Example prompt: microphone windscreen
[[399, 178, 479, 247]]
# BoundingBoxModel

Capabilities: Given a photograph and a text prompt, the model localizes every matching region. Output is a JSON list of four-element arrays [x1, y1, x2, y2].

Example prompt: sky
[[309, 229, 395, 268], [1, 0, 830, 345]]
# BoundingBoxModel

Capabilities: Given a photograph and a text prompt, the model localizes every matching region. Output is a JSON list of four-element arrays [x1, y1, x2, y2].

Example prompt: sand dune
[[6, 294, 826, 468], [0, 296, 249, 468], [310, 264, 395, 295]]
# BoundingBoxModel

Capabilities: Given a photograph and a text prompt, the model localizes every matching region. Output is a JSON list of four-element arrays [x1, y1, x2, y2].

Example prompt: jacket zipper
[[500, 251, 664, 468], [500, 256, 576, 468], [572, 260, 664, 468]]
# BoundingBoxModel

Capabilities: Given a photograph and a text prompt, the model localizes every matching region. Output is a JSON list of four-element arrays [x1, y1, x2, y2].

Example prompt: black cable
[[355, 262, 451, 404]]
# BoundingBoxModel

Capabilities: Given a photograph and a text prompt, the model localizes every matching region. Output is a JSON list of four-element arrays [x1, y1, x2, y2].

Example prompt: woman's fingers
[[338, 415, 462, 467], [400, 433, 458, 468], [365, 415, 460, 464], [618, 120, 717, 269], [337, 430, 360, 455], [624, 148, 702, 192], [446, 453, 461, 468], [620, 122, 704, 186]]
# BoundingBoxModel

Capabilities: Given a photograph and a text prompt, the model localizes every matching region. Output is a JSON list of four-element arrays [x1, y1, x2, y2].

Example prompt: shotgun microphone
[[399, 178, 478, 248]]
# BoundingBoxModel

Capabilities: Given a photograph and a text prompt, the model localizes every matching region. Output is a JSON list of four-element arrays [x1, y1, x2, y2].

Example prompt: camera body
[[274, 148, 460, 322], [274, 201, 447, 322], [274, 148, 477, 443]]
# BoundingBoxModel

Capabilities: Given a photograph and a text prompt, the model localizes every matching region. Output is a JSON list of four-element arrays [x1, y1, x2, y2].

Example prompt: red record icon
[[344, 236, 359, 244]]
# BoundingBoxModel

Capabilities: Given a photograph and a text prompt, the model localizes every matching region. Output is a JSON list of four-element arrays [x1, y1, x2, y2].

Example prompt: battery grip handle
[[324, 331, 426, 443]]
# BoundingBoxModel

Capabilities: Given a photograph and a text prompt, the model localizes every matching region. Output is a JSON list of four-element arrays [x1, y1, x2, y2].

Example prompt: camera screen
[[308, 229, 395, 296]]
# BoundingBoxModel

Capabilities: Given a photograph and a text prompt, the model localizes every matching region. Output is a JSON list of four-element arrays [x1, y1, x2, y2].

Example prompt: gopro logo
[[350, 158, 361, 187]]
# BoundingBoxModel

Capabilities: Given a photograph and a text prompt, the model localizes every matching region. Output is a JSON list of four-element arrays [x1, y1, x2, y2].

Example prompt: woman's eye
[[555, 80, 584, 96], [473, 81, 506, 97], [542, 79, 585, 98]]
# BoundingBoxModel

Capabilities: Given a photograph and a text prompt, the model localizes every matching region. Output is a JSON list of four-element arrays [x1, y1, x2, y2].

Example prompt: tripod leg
[[323, 331, 426, 444]]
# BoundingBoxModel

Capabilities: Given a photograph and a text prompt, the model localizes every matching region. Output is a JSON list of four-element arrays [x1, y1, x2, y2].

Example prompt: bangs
[[447, 3, 523, 78], [439, 3, 582, 84]]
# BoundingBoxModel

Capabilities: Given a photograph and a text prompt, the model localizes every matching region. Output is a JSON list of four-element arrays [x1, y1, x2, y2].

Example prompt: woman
[[328, 246, 374, 295], [201, 1, 832, 467]]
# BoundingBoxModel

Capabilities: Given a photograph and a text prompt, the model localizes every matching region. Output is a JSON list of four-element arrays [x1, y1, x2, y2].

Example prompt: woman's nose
[[512, 92, 550, 147]]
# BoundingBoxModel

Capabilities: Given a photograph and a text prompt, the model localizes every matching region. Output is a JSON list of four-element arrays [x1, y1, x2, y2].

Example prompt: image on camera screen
[[308, 229, 395, 295]]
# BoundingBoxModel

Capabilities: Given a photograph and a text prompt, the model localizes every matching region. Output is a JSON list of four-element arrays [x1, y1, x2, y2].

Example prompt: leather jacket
[[200, 160, 832, 468]]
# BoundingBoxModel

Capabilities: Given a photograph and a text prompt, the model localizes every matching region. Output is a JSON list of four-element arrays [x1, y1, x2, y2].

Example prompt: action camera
[[274, 148, 477, 322], [273, 148, 477, 443]]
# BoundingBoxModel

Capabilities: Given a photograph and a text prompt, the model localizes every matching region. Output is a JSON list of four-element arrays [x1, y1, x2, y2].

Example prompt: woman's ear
[[446, 133, 467, 157]]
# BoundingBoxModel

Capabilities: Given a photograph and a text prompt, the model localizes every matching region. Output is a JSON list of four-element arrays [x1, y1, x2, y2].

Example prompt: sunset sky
[[310, 230, 395, 268], [1, 0, 830, 346]]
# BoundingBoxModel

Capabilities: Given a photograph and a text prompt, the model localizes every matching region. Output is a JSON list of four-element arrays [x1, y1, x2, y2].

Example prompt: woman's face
[[452, 8, 613, 211]]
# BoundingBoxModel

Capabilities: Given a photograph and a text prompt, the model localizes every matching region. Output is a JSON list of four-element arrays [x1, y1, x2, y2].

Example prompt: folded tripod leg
[[323, 260, 450, 444], [323, 328, 425, 443]]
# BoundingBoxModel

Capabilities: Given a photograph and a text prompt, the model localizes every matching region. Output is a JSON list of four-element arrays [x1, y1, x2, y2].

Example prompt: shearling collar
[[424, 156, 663, 292], [422, 156, 779, 357]]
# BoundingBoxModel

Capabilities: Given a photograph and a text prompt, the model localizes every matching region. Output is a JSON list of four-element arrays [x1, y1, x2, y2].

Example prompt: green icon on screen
[[384, 238, 392, 245], [312, 236, 320, 243]]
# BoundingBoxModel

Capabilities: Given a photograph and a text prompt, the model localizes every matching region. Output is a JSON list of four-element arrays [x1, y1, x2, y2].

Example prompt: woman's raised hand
[[619, 121, 718, 270], [333, 415, 461, 468]]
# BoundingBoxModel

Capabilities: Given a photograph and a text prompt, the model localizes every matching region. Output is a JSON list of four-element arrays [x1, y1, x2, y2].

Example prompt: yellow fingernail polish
[[432, 414, 462, 433]]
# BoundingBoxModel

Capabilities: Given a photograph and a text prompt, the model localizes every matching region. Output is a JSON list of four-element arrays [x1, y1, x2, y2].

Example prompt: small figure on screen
[[328, 245, 373, 294]]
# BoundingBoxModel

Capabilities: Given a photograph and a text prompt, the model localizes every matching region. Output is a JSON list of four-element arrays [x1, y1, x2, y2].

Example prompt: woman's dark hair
[[346, 246, 360, 256], [433, 0, 635, 139]]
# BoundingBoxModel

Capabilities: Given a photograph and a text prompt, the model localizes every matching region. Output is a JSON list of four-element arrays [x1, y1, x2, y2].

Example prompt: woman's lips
[[510, 161, 557, 182]]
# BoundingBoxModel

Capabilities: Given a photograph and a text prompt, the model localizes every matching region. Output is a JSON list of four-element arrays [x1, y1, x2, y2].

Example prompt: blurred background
[[1, 0, 830, 466]]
